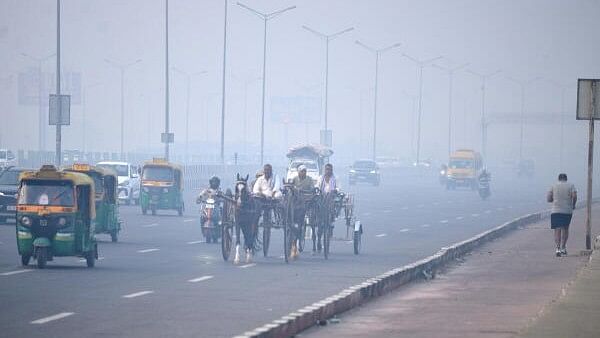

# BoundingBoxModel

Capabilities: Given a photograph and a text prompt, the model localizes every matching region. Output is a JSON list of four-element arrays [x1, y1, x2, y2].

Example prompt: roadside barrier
[[233, 210, 552, 338]]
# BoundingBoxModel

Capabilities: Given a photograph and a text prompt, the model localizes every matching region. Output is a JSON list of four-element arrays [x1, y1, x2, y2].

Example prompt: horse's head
[[234, 173, 250, 207]]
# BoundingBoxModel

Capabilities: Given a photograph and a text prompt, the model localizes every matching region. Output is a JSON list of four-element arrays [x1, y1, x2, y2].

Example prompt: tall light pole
[[104, 58, 141, 159], [21, 52, 55, 152], [220, 0, 229, 164], [55, 0, 62, 166], [356, 40, 402, 160], [302, 25, 354, 136], [402, 53, 443, 164], [82, 82, 102, 154], [237, 2, 296, 165], [506, 75, 541, 162], [432, 62, 469, 157], [465, 68, 501, 159], [172, 68, 208, 163], [164, 0, 171, 161]]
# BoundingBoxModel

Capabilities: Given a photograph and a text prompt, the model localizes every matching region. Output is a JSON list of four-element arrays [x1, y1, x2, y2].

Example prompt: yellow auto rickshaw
[[140, 158, 184, 216], [16, 165, 97, 268]]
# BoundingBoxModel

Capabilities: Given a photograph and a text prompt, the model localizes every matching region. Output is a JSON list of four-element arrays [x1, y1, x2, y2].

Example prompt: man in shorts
[[547, 173, 577, 256]]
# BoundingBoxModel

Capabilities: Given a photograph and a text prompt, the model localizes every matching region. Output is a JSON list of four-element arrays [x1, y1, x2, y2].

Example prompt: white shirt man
[[252, 164, 281, 199]]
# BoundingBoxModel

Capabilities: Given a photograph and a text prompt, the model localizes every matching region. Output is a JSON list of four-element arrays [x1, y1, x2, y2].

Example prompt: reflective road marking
[[239, 263, 256, 269], [188, 275, 214, 283], [399, 228, 410, 232], [420, 224, 430, 228], [472, 213, 480, 217], [187, 240, 204, 245], [122, 291, 154, 299], [375, 233, 387, 237], [138, 248, 160, 253], [440, 220, 449, 224], [183, 219, 195, 223], [1, 269, 33, 276], [142, 223, 158, 228], [456, 216, 464, 220], [31, 312, 74, 324]]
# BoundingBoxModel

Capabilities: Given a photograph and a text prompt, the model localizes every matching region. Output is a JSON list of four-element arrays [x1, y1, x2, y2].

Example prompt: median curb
[[232, 209, 554, 338]]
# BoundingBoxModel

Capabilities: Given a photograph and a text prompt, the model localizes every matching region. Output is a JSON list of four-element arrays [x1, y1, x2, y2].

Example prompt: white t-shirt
[[548, 181, 577, 214]]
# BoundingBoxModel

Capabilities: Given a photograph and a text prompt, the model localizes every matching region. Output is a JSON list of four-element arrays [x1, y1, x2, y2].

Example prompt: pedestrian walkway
[[300, 206, 599, 338]]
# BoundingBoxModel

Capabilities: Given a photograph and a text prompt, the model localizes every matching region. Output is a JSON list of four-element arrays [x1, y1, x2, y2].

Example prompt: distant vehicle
[[439, 164, 448, 185], [0, 149, 16, 168], [376, 156, 401, 169], [0, 166, 29, 224], [517, 159, 535, 178], [286, 159, 320, 183], [285, 145, 333, 184], [97, 161, 141, 205], [446, 149, 483, 190], [349, 159, 380, 186], [140, 158, 184, 216]]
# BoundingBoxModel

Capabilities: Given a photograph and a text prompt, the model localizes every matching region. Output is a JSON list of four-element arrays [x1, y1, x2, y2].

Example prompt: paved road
[[0, 170, 549, 337]]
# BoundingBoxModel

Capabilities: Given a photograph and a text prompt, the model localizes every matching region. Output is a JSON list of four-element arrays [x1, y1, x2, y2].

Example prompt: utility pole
[[356, 40, 402, 160], [104, 58, 141, 159], [55, 0, 62, 166], [465, 69, 501, 159], [237, 2, 296, 165], [220, 0, 229, 164], [506, 75, 540, 162], [302, 25, 354, 136], [432, 62, 469, 157], [164, 0, 170, 161], [403, 53, 443, 164]]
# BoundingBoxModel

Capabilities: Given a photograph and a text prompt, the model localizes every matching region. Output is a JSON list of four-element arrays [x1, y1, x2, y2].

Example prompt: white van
[[97, 161, 140, 205]]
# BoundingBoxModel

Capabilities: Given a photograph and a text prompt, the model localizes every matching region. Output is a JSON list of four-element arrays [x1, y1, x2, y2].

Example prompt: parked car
[[0, 166, 29, 223], [97, 161, 140, 205], [349, 159, 380, 186], [0, 149, 16, 168]]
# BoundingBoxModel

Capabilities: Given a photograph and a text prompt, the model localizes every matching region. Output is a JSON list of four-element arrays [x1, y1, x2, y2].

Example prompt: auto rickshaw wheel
[[142, 205, 147, 215], [110, 230, 118, 242], [178, 204, 184, 216], [36, 247, 48, 269], [151, 206, 157, 216], [85, 247, 96, 268], [21, 254, 31, 266]]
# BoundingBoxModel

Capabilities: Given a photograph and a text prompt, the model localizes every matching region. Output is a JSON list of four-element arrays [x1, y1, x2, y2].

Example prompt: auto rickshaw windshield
[[0, 170, 21, 185], [90, 173, 104, 195], [143, 166, 173, 181], [449, 159, 473, 169], [18, 180, 75, 206]]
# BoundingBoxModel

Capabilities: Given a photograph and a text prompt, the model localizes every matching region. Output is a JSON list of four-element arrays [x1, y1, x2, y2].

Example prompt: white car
[[0, 149, 16, 168], [286, 159, 320, 184], [97, 161, 140, 205]]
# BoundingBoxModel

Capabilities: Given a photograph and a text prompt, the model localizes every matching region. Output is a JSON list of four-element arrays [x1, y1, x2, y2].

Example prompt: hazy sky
[[1, 0, 599, 168]]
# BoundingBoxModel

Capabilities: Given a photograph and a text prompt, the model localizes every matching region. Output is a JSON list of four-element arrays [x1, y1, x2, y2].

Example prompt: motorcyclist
[[196, 176, 223, 229]]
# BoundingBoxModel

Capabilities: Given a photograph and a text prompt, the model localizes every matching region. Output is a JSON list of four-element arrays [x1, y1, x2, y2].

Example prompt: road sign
[[48, 94, 71, 125], [576, 79, 600, 120], [161, 133, 174, 144]]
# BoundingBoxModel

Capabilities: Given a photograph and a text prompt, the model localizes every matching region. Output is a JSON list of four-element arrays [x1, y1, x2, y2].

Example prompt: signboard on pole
[[48, 94, 71, 125], [576, 79, 600, 120], [161, 132, 174, 143]]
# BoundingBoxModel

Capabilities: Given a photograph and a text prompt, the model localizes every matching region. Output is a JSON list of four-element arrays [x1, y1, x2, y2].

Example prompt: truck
[[285, 144, 333, 184]]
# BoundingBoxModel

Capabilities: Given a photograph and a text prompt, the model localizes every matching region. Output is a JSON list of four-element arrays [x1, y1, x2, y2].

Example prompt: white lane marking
[[456, 216, 464, 220], [362, 212, 372, 216], [1, 269, 33, 276], [239, 263, 256, 269], [420, 224, 430, 228], [183, 219, 195, 223], [375, 233, 387, 237], [440, 220, 449, 224], [122, 291, 154, 299], [496, 207, 505, 211], [142, 223, 158, 228], [399, 228, 410, 233], [382, 210, 392, 213], [507, 206, 514, 209], [31, 312, 74, 324], [485, 210, 492, 214], [432, 202, 440, 206], [401, 206, 409, 210], [471, 213, 480, 217], [187, 240, 204, 245], [79, 257, 105, 263], [137, 248, 160, 253], [417, 204, 424, 208], [188, 275, 214, 283]]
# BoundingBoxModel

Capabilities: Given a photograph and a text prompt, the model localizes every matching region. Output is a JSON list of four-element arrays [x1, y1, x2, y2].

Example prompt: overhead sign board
[[161, 132, 174, 144], [49, 94, 71, 125], [576, 79, 600, 120]]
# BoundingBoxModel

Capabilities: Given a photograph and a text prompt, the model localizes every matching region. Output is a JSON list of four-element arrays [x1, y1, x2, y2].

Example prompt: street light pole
[[356, 40, 402, 160], [21, 52, 55, 152], [237, 2, 296, 165], [165, 0, 170, 161], [220, 0, 229, 164], [403, 53, 443, 164], [302, 25, 354, 133], [506, 75, 540, 162], [172, 68, 207, 163], [104, 58, 141, 159], [465, 69, 501, 159], [432, 62, 469, 157], [55, 0, 62, 166]]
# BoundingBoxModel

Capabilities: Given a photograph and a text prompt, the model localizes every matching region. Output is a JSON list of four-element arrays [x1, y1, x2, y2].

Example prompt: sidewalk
[[300, 206, 599, 338]]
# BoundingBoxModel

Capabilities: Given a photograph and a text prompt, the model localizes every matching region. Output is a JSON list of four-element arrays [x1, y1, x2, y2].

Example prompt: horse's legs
[[234, 221, 242, 264], [311, 224, 317, 252]]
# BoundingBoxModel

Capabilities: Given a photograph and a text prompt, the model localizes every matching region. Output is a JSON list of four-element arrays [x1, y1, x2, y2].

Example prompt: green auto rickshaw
[[140, 158, 184, 216], [64, 164, 121, 242], [16, 165, 98, 268]]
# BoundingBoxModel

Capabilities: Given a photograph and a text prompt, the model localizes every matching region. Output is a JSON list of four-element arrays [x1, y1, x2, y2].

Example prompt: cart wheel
[[323, 224, 331, 260], [36, 247, 47, 269], [85, 250, 95, 268], [21, 254, 31, 266], [283, 225, 290, 263], [221, 225, 232, 261], [110, 230, 118, 242], [353, 230, 361, 255], [262, 226, 271, 257]]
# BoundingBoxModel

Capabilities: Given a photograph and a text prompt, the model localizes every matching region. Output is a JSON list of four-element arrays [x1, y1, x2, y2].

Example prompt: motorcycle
[[200, 196, 222, 243], [478, 172, 491, 200]]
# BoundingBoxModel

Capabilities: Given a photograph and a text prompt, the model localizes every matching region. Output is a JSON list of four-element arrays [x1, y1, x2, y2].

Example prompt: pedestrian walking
[[547, 173, 577, 256]]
